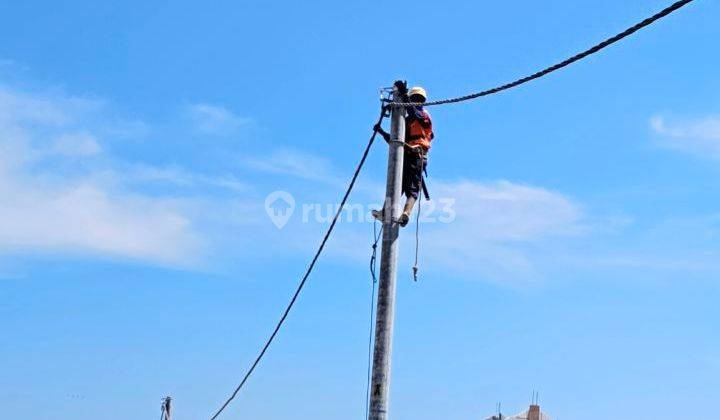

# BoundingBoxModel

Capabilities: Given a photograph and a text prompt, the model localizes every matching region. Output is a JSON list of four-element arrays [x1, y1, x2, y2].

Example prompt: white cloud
[[234, 143, 591, 283], [10, 83, 720, 279], [51, 132, 102, 156], [0, 84, 595, 278], [187, 103, 249, 135], [0, 86, 203, 266], [242, 148, 340, 183], [0, 181, 200, 265], [417, 180, 585, 282], [261, 176, 587, 284], [555, 213, 720, 281], [125, 164, 246, 192], [0, 86, 102, 127], [650, 115, 720, 159], [431, 180, 583, 241]]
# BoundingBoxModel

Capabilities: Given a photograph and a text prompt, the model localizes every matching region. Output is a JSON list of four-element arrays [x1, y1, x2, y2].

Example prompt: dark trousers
[[402, 148, 427, 200]]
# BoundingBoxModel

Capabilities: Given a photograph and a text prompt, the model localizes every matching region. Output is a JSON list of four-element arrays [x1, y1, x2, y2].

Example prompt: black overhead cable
[[395, 0, 696, 107], [209, 107, 388, 420]]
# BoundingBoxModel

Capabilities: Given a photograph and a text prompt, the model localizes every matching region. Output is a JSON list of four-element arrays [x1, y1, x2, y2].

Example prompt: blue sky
[[1, 0, 718, 419]]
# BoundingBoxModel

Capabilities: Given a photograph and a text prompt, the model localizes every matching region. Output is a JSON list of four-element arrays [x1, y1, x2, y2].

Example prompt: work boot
[[398, 212, 410, 227]]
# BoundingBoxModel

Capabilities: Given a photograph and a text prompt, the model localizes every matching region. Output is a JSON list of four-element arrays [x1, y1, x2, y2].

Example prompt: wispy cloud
[[0, 180, 201, 265], [51, 132, 102, 156], [417, 180, 585, 282], [259, 175, 589, 283], [0, 86, 103, 127], [6, 79, 720, 278], [560, 213, 720, 277], [0, 86, 223, 266], [186, 103, 250, 135], [242, 148, 340, 183], [124, 164, 246, 192], [431, 180, 584, 241], [650, 115, 720, 159], [236, 145, 720, 284]]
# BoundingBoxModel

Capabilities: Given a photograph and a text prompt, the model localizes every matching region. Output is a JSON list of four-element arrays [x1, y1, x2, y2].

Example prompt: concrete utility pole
[[368, 83, 405, 420]]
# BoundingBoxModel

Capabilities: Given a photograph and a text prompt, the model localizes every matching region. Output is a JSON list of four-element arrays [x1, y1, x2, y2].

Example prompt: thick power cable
[[209, 108, 388, 420], [395, 0, 695, 107], [365, 220, 382, 419]]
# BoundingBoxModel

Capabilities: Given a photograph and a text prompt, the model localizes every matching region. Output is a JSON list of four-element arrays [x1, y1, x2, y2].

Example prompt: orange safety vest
[[406, 111, 434, 150]]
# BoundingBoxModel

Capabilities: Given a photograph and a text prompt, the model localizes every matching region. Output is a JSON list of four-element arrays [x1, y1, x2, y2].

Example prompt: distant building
[[486, 404, 550, 420]]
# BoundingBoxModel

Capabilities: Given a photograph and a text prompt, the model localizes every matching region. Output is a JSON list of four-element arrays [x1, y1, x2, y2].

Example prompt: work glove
[[393, 80, 408, 94], [373, 123, 390, 142], [393, 80, 408, 100]]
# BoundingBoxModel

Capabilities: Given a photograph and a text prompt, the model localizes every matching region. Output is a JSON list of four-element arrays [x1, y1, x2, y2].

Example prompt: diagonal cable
[[209, 108, 387, 420]]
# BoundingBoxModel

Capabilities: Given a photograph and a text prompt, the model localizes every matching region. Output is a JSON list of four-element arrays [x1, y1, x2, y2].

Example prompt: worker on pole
[[373, 81, 434, 227]]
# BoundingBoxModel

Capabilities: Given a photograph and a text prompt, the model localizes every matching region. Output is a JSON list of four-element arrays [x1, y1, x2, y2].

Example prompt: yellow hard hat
[[408, 86, 427, 101]]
